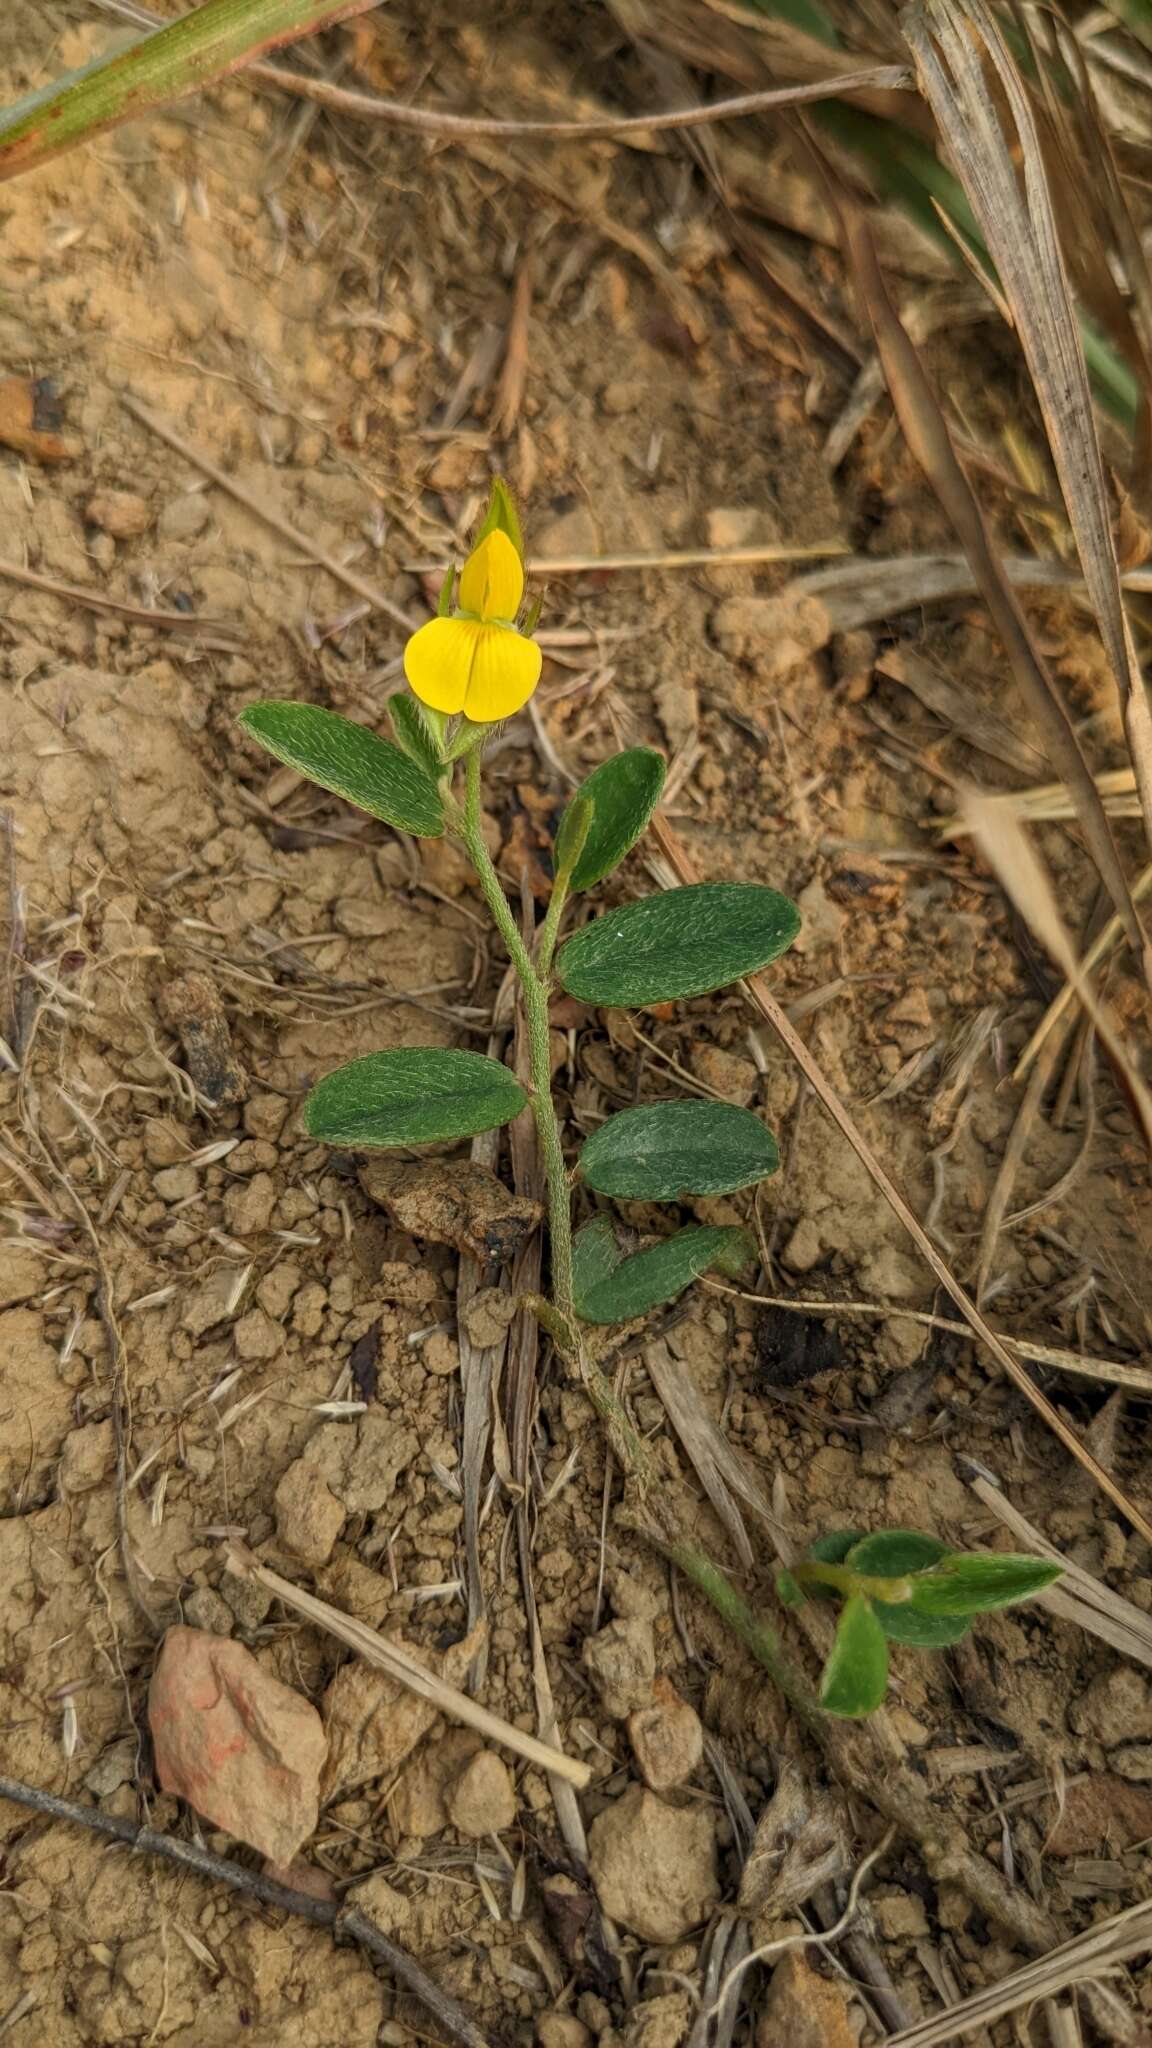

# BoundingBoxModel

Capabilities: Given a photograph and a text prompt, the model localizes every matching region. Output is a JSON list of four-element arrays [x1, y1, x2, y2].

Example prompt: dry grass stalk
[[649, 811, 1152, 1543], [937, 768, 1143, 834], [0, 555, 240, 637], [644, 1337, 777, 1568], [882, 1891, 1152, 2046], [968, 1474, 1152, 1673], [906, 0, 1152, 903], [224, 1542, 591, 1787], [1016, 861, 1152, 1079], [708, 1286, 1152, 1397], [831, 190, 1144, 964], [961, 789, 1152, 1149]]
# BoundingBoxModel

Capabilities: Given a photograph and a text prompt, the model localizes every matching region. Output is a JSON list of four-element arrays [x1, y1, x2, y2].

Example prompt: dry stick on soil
[[967, 1471, 1152, 1671], [880, 1892, 1152, 2048], [974, 1004, 1076, 1306], [409, 543, 849, 574], [705, 1286, 1152, 1397], [0, 1775, 491, 2048], [828, 189, 1145, 968], [906, 0, 1152, 895], [89, 6, 909, 135], [224, 1542, 592, 1788], [647, 811, 1152, 1543], [0, 556, 241, 638]]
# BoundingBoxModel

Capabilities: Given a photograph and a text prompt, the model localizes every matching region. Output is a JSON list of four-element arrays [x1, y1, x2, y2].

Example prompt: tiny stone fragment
[[754, 1952, 857, 2048], [582, 1616, 656, 1719], [149, 1625, 325, 1865], [459, 1285, 517, 1349], [446, 1749, 516, 1837], [587, 1785, 719, 1943], [627, 1676, 703, 1791], [86, 489, 153, 538], [160, 971, 246, 1108]]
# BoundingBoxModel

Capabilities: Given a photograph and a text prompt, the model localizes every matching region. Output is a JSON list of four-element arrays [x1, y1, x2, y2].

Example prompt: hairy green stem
[[663, 1537, 817, 1717], [456, 742, 816, 1721], [458, 746, 576, 1329]]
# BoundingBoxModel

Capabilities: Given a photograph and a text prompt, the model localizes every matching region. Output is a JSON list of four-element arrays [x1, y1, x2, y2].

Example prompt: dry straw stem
[[961, 788, 1152, 1150], [830, 186, 1144, 968], [882, 1891, 1152, 2047], [0, 1774, 491, 2048], [968, 1472, 1152, 1673], [906, 0, 1152, 898], [224, 1542, 592, 1788], [0, 555, 240, 638], [707, 1287, 1152, 1397], [1015, 861, 1152, 1080], [90, 6, 908, 136], [644, 1337, 777, 1568], [938, 767, 1145, 834], [648, 811, 1152, 1544]]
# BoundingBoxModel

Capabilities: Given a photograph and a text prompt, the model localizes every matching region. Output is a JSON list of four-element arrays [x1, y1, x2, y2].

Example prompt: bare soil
[[2, 5, 1151, 2044]]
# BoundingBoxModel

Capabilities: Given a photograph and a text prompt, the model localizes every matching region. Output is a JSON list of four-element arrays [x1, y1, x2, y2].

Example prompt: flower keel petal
[[459, 530, 525, 623], [403, 617, 479, 714], [463, 626, 542, 723]]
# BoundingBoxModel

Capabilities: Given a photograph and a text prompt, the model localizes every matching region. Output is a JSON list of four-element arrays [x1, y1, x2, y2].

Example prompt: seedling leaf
[[557, 883, 800, 1006], [305, 1048, 527, 1148], [579, 1100, 779, 1200], [906, 1552, 1062, 1616], [573, 1223, 755, 1324], [872, 1602, 971, 1647], [819, 1596, 889, 1717], [848, 1530, 948, 1576], [560, 748, 667, 892], [241, 702, 443, 837]]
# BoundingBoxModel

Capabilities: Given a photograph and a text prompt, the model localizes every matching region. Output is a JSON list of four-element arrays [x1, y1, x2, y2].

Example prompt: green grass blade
[[0, 0, 375, 183]]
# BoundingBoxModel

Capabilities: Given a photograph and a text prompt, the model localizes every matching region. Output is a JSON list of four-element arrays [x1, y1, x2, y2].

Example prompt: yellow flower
[[404, 528, 542, 723]]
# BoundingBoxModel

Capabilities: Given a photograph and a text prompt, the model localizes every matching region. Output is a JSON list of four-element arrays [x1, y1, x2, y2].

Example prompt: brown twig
[[0, 1775, 491, 2048], [0, 555, 240, 637], [89, 8, 908, 134]]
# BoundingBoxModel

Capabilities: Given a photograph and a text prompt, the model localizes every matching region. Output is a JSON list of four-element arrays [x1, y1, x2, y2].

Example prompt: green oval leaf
[[573, 1222, 755, 1325], [819, 1596, 889, 1718], [388, 693, 443, 780], [561, 749, 667, 893], [240, 702, 443, 837], [906, 1552, 1062, 1617], [580, 1101, 779, 1200], [808, 1530, 864, 1565], [872, 1602, 971, 1648], [305, 1048, 527, 1148], [557, 884, 800, 1007], [848, 1530, 949, 1577]]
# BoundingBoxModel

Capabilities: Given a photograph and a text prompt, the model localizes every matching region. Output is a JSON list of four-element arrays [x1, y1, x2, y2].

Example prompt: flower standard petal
[[463, 626, 543, 722], [458, 529, 525, 622], [403, 616, 481, 714]]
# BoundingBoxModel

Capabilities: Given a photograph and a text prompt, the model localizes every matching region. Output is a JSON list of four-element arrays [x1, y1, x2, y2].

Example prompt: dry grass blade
[[961, 788, 1152, 1149], [708, 1288, 1152, 1396], [968, 1474, 1152, 1673], [883, 1893, 1152, 2046], [224, 1542, 591, 1787], [92, 5, 908, 135], [876, 646, 1043, 775], [831, 187, 1143, 964], [649, 811, 1152, 1544], [906, 1, 1152, 896], [644, 1338, 776, 1568], [0, 556, 240, 637], [1016, 862, 1152, 1079]]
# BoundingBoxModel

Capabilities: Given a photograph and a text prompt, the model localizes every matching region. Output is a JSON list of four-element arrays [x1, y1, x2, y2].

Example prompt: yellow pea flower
[[403, 526, 542, 724]]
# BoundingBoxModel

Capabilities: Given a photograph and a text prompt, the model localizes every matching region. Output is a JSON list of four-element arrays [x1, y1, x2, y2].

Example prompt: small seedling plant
[[241, 482, 1060, 1718]]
